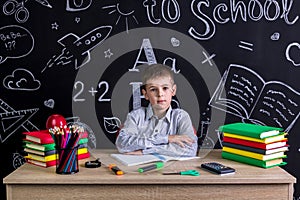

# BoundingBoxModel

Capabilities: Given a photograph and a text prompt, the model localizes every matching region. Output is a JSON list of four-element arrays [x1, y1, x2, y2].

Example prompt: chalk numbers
[[73, 81, 85, 102], [73, 81, 111, 102], [97, 81, 110, 102]]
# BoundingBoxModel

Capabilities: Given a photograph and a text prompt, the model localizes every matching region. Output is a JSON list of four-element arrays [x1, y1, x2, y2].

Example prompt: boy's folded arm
[[168, 134, 196, 147], [115, 129, 155, 153], [142, 141, 198, 157]]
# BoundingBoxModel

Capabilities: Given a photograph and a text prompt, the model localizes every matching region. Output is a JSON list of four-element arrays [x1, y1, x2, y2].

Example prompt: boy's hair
[[142, 64, 175, 85]]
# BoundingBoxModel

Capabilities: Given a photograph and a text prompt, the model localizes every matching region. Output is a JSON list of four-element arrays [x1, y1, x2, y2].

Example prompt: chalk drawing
[[0, 25, 34, 64], [209, 64, 300, 132], [102, 3, 139, 33], [3, 68, 40, 91], [42, 26, 112, 72], [0, 98, 39, 143]]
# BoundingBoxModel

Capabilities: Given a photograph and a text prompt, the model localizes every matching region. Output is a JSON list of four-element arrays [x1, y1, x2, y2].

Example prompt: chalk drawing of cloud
[[3, 68, 41, 91], [286, 42, 300, 67]]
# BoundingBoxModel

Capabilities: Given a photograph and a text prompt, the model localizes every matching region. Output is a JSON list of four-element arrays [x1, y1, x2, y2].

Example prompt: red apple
[[46, 114, 67, 129]]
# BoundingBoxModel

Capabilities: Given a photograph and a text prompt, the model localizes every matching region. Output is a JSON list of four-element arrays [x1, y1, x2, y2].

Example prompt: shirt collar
[[146, 104, 172, 122]]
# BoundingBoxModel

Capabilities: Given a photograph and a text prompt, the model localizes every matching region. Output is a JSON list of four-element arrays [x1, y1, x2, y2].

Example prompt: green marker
[[138, 162, 164, 173]]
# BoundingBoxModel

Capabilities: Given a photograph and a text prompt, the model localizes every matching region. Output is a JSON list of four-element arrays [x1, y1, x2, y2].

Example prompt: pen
[[108, 164, 124, 175], [138, 162, 164, 173]]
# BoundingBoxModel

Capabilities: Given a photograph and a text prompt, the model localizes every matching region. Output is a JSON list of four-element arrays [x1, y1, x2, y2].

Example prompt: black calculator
[[200, 162, 235, 175]]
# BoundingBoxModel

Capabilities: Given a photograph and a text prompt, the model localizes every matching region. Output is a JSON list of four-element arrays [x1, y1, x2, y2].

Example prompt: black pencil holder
[[56, 145, 79, 174]]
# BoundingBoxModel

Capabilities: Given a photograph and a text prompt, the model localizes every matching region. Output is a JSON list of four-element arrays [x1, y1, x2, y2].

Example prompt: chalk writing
[[130, 38, 157, 71], [129, 38, 180, 73], [73, 81, 85, 102], [88, 87, 98, 97], [72, 80, 112, 102], [0, 25, 34, 64], [143, 0, 180, 24], [286, 42, 300, 66], [97, 81, 111, 102], [163, 57, 180, 74], [188, 0, 298, 40]]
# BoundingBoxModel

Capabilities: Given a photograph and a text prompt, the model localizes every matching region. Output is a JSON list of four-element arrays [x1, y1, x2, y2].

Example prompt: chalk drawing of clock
[[72, 27, 225, 154]]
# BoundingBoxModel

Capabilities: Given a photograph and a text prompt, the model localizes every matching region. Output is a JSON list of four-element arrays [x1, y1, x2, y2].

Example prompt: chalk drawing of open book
[[209, 64, 300, 132]]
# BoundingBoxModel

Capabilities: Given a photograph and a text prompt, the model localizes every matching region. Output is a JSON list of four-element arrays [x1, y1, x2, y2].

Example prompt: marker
[[138, 162, 164, 173], [108, 164, 124, 175]]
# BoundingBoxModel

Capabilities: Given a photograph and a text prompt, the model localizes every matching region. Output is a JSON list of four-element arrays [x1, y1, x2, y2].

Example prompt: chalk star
[[104, 49, 113, 58], [51, 22, 59, 30], [88, 87, 98, 96]]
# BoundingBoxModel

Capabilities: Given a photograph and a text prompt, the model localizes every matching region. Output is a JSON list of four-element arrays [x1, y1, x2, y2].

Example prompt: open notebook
[[111, 153, 199, 166]]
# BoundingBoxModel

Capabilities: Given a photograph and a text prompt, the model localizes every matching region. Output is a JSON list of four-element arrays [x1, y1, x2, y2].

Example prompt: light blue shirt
[[115, 105, 198, 157]]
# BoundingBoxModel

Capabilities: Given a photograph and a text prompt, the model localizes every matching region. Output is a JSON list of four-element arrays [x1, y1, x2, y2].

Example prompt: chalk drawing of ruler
[[0, 98, 39, 143]]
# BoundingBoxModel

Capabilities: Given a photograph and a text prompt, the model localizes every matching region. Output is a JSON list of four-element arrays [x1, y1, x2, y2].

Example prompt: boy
[[115, 64, 198, 157]]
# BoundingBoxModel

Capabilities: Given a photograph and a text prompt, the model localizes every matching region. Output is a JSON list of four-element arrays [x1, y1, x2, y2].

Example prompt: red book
[[23, 130, 88, 144], [78, 152, 90, 160], [223, 136, 287, 150], [80, 131, 88, 139], [23, 130, 54, 144]]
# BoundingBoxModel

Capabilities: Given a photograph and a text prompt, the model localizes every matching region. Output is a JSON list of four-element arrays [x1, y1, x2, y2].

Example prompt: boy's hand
[[168, 135, 195, 148], [124, 150, 143, 155]]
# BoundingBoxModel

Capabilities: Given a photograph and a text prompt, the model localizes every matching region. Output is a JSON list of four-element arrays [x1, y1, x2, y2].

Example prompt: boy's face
[[142, 76, 176, 114]]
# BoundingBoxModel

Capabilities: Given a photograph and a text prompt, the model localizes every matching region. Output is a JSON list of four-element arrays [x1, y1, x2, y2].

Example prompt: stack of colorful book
[[219, 122, 288, 168], [23, 130, 90, 168]]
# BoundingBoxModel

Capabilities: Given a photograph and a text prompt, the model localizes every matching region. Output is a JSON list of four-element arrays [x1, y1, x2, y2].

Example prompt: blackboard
[[1, 0, 300, 199]]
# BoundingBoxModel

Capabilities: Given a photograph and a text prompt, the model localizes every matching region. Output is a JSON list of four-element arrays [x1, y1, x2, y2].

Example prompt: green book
[[23, 141, 56, 151], [219, 123, 283, 139], [79, 138, 88, 144], [23, 138, 87, 151], [222, 151, 287, 168]]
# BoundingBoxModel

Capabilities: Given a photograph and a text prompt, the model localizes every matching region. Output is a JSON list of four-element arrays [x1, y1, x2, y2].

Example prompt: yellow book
[[223, 132, 286, 144], [78, 147, 88, 154], [222, 146, 286, 161], [26, 148, 88, 162], [26, 153, 57, 162]]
